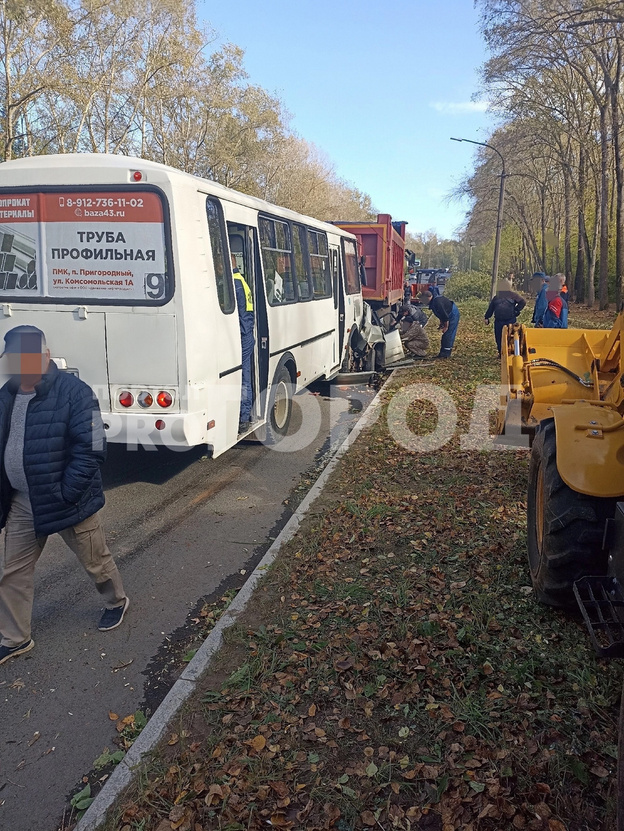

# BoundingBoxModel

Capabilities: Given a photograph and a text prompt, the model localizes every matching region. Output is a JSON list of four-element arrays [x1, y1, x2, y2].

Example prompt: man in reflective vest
[[232, 257, 255, 433]]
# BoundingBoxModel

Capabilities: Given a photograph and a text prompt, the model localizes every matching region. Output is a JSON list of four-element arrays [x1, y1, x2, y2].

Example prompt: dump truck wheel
[[527, 420, 616, 609]]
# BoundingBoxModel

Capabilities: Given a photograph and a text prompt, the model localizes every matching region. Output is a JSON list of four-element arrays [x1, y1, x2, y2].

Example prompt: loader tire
[[527, 419, 617, 610]]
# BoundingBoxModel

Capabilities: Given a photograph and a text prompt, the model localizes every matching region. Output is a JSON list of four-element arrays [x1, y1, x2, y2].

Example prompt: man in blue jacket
[[0, 326, 128, 666], [418, 290, 460, 358], [531, 273, 549, 326]]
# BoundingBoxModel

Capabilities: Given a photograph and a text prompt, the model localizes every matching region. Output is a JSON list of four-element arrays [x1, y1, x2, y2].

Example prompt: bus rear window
[[0, 189, 171, 304]]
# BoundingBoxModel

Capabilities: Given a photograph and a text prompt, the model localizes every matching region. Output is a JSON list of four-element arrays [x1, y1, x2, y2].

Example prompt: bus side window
[[342, 238, 361, 295], [308, 229, 331, 299], [330, 247, 339, 309], [206, 197, 235, 313], [292, 223, 312, 301], [259, 216, 295, 305]]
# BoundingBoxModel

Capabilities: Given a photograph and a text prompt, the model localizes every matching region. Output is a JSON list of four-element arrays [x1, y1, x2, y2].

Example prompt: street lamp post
[[451, 137, 506, 299]]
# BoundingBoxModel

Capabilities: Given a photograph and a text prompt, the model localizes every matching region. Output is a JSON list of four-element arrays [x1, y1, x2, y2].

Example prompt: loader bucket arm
[[498, 312, 624, 497], [498, 320, 616, 434]]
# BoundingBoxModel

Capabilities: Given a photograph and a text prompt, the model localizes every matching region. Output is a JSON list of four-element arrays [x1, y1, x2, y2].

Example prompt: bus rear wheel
[[527, 420, 616, 609], [268, 367, 293, 438]]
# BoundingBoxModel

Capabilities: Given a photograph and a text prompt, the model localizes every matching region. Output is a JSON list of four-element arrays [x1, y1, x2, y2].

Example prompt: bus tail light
[[155, 419, 166, 430], [119, 391, 133, 408], [138, 391, 153, 408], [157, 391, 173, 408]]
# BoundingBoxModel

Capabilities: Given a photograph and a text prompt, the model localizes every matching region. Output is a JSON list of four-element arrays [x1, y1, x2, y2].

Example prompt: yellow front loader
[[500, 314, 624, 828], [498, 314, 624, 624]]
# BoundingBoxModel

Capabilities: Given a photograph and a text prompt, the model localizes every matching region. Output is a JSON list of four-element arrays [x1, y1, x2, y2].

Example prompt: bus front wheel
[[268, 367, 293, 438]]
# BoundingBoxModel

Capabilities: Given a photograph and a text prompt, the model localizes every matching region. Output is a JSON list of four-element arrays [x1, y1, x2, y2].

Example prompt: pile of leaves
[[107, 301, 622, 831]]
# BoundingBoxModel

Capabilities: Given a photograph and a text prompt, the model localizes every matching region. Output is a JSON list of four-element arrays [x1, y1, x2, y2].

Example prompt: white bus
[[0, 154, 374, 456]]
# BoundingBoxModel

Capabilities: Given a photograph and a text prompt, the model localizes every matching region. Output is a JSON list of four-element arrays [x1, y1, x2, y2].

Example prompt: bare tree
[[0, 0, 377, 226], [474, 0, 624, 307], [0, 0, 73, 159]]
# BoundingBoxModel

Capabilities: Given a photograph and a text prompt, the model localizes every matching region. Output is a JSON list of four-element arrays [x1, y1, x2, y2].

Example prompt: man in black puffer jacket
[[0, 326, 129, 666], [484, 278, 526, 357]]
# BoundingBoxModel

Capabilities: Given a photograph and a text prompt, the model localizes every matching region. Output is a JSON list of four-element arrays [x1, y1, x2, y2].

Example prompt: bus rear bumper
[[101, 411, 208, 449]]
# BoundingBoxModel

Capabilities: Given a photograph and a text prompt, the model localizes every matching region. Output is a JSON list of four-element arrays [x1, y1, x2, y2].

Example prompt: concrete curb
[[76, 375, 391, 831]]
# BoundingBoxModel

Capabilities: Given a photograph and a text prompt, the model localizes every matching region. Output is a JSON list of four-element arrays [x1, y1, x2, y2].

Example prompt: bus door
[[227, 223, 269, 422], [330, 245, 345, 371]]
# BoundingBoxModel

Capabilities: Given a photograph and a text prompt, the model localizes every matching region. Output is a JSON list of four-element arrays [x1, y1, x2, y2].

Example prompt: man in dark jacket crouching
[[0, 326, 128, 666]]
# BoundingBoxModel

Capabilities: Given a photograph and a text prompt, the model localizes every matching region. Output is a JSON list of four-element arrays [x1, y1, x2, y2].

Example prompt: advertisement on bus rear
[[0, 190, 169, 303]]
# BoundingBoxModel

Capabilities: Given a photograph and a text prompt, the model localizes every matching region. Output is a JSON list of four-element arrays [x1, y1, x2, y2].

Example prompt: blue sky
[[199, 0, 494, 239]]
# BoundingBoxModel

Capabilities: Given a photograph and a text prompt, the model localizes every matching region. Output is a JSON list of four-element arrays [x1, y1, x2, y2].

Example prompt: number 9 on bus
[[145, 272, 165, 300]]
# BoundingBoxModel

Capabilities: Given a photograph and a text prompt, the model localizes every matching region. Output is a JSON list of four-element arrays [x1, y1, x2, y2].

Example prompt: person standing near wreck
[[418, 290, 460, 359], [484, 278, 526, 357]]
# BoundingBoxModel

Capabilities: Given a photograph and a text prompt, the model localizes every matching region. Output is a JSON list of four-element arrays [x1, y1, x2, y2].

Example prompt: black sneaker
[[238, 420, 251, 434], [0, 639, 34, 666], [98, 598, 129, 631]]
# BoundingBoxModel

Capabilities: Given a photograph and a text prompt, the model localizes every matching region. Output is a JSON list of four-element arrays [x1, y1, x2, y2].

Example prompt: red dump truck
[[334, 214, 406, 313]]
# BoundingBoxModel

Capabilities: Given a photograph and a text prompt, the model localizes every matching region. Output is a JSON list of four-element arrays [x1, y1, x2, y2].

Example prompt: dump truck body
[[334, 214, 406, 310]]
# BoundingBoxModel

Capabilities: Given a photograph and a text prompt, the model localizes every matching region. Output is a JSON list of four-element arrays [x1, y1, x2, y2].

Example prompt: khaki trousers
[[0, 492, 127, 647]]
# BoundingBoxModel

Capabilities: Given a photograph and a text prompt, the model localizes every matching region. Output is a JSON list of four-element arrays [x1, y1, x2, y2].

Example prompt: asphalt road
[[0, 380, 376, 831]]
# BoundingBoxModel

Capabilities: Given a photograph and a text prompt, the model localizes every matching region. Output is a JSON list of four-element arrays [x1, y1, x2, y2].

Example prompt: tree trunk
[[564, 164, 573, 290], [553, 211, 561, 273], [589, 182, 601, 307], [577, 210, 587, 302], [510, 196, 542, 268], [589, 242, 598, 307], [541, 191, 547, 273], [522, 236, 528, 289], [612, 45, 624, 309], [2, 4, 13, 162], [599, 99, 610, 309], [575, 146, 587, 302]]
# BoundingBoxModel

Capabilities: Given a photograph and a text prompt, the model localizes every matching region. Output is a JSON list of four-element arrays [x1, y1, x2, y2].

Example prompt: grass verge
[[103, 300, 622, 831]]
